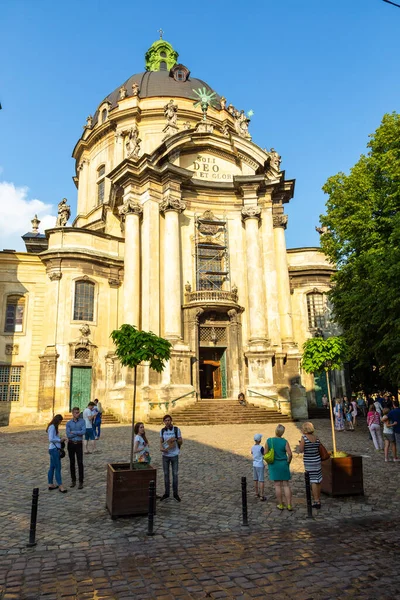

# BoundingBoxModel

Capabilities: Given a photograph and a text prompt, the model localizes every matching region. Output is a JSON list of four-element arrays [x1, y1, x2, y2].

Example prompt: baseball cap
[[254, 434, 262, 442]]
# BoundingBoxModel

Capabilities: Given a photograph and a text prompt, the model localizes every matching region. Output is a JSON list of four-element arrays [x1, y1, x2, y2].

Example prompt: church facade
[[0, 39, 341, 426]]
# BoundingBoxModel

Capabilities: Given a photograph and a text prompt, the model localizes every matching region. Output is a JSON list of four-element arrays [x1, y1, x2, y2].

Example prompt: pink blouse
[[367, 411, 380, 426]]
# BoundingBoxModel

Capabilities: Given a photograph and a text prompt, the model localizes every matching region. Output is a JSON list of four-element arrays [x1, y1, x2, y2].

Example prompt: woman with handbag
[[133, 422, 151, 463], [46, 414, 68, 493], [299, 422, 322, 509], [265, 424, 293, 511]]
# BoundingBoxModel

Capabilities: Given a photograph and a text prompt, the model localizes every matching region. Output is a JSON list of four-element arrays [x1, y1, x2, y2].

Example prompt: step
[[62, 412, 119, 424]]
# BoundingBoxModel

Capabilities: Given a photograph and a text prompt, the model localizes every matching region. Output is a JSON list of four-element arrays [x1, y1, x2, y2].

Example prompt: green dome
[[145, 39, 178, 72]]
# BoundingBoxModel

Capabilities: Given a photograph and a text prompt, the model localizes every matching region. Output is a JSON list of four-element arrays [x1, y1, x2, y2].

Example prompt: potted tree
[[302, 335, 364, 496], [106, 324, 172, 518]]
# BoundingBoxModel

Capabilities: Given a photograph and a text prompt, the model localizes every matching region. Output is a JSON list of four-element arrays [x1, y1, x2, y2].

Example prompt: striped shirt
[[302, 434, 322, 484]]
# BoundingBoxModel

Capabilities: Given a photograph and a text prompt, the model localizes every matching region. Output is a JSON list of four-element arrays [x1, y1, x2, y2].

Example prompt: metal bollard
[[304, 471, 313, 519], [241, 476, 248, 527], [27, 487, 39, 547], [147, 480, 155, 536]]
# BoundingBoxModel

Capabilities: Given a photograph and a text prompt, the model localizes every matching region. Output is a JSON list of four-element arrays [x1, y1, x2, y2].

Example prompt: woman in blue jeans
[[46, 414, 67, 493]]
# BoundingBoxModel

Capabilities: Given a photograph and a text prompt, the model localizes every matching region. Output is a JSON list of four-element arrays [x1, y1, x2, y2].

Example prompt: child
[[251, 434, 266, 501], [381, 408, 399, 462]]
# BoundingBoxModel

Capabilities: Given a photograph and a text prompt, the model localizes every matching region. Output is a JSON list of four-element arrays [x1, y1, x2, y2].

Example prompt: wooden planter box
[[321, 455, 364, 496], [106, 463, 157, 518]]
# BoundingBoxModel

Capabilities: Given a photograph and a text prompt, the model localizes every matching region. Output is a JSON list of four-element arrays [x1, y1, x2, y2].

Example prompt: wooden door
[[70, 367, 92, 411], [213, 365, 222, 399]]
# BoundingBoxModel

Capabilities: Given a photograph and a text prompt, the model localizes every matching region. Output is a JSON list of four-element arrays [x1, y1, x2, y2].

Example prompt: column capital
[[273, 214, 288, 229], [160, 196, 186, 214], [241, 205, 261, 222], [118, 198, 143, 218]]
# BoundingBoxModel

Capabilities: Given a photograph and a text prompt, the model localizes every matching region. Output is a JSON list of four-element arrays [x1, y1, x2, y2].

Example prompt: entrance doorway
[[314, 372, 328, 407], [199, 348, 226, 399], [70, 366, 92, 411]]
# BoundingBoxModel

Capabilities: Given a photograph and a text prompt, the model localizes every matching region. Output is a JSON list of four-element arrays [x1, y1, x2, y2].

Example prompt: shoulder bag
[[317, 439, 330, 461], [263, 438, 275, 464]]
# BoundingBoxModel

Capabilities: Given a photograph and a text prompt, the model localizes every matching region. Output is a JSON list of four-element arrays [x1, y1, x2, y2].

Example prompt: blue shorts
[[253, 466, 264, 482], [85, 429, 95, 441]]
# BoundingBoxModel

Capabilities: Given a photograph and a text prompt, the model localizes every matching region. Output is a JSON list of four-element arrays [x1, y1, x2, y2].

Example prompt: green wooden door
[[314, 372, 328, 407], [70, 367, 92, 411]]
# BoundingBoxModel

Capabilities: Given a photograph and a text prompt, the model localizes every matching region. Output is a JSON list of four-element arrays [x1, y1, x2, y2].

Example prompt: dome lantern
[[145, 38, 178, 72]]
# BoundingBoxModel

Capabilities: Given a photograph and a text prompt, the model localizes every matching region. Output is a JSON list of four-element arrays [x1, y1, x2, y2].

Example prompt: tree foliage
[[301, 336, 349, 375], [320, 112, 400, 385], [110, 324, 172, 372]]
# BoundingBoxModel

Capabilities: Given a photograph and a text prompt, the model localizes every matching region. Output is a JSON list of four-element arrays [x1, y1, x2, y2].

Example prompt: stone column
[[118, 190, 142, 327], [241, 206, 268, 346], [160, 196, 186, 340], [261, 203, 281, 348], [273, 214, 294, 346]]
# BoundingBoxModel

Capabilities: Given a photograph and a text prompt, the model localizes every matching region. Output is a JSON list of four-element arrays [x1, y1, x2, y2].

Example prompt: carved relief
[[5, 344, 19, 355], [273, 214, 288, 229], [241, 206, 261, 221], [108, 278, 121, 288], [118, 198, 143, 218]]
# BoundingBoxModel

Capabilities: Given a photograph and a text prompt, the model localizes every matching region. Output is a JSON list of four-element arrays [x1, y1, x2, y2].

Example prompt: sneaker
[[70, 481, 76, 488], [276, 504, 285, 510], [393, 458, 400, 462], [160, 493, 170, 501], [78, 483, 83, 489], [173, 493, 181, 503], [286, 504, 293, 511], [259, 496, 267, 502]]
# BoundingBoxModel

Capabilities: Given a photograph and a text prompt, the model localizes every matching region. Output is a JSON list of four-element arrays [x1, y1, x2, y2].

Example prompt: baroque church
[[0, 38, 343, 426]]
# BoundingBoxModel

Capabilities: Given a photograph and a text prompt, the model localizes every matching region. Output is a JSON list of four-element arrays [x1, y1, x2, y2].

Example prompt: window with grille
[[195, 212, 229, 291], [73, 281, 95, 321], [97, 165, 105, 205], [75, 347, 90, 360], [4, 295, 25, 333], [307, 293, 326, 329], [0, 366, 22, 401]]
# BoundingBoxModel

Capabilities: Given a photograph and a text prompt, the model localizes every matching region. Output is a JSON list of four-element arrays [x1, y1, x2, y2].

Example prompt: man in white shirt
[[160, 414, 182, 502], [83, 402, 96, 454]]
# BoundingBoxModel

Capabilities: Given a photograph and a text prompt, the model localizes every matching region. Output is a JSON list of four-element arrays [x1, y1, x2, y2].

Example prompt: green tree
[[320, 112, 400, 387], [110, 325, 172, 469], [302, 336, 348, 455]]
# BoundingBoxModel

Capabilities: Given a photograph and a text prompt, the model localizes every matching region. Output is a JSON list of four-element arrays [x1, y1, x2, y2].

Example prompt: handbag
[[318, 440, 330, 461], [59, 441, 66, 459], [263, 438, 275, 464]]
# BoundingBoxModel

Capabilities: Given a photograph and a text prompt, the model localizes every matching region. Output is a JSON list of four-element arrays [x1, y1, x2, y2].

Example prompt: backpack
[[161, 426, 182, 448]]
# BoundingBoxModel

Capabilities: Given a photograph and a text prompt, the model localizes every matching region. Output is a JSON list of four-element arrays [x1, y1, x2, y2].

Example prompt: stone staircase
[[62, 411, 120, 424], [147, 398, 293, 426]]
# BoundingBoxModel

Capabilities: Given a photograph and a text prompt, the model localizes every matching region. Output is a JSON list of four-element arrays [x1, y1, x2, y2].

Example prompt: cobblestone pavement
[[1, 418, 400, 598]]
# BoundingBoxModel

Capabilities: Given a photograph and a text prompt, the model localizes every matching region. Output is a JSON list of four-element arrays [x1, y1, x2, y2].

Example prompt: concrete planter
[[321, 454, 364, 496], [106, 463, 157, 518]]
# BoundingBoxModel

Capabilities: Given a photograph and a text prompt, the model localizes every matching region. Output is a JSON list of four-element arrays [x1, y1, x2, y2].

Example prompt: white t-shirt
[[160, 426, 181, 457], [251, 444, 264, 468], [83, 408, 94, 429]]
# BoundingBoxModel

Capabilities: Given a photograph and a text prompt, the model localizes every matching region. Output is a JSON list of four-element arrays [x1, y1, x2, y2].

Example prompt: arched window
[[4, 295, 25, 332], [307, 292, 326, 329], [101, 108, 108, 123], [160, 51, 166, 57], [160, 61, 167, 71], [97, 164, 105, 205], [73, 281, 95, 321]]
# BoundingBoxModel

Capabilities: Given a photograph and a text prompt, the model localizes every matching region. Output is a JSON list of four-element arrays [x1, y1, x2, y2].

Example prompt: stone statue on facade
[[220, 124, 230, 137], [56, 198, 71, 227], [85, 115, 93, 128], [163, 100, 179, 139], [125, 123, 141, 159], [268, 148, 281, 173], [131, 82, 140, 96], [315, 225, 329, 235], [234, 110, 251, 139], [119, 86, 127, 100], [220, 96, 226, 109], [164, 99, 178, 127], [227, 103, 235, 115]]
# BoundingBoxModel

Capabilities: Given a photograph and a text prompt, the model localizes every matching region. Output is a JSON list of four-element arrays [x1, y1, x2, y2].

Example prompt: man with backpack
[[160, 414, 182, 502]]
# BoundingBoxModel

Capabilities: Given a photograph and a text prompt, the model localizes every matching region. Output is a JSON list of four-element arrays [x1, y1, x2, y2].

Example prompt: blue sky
[[1, 0, 399, 250]]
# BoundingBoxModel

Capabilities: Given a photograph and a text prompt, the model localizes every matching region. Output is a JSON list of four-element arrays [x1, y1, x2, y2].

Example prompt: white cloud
[[0, 181, 56, 251]]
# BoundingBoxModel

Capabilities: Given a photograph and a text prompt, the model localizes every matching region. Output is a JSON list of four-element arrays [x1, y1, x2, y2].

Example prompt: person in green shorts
[[265, 424, 293, 511]]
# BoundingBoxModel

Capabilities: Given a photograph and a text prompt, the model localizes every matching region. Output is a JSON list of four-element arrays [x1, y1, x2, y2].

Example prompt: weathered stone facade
[[0, 39, 338, 425]]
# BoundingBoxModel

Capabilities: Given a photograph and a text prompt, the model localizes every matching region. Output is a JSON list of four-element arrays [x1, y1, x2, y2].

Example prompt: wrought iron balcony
[[184, 289, 238, 306]]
